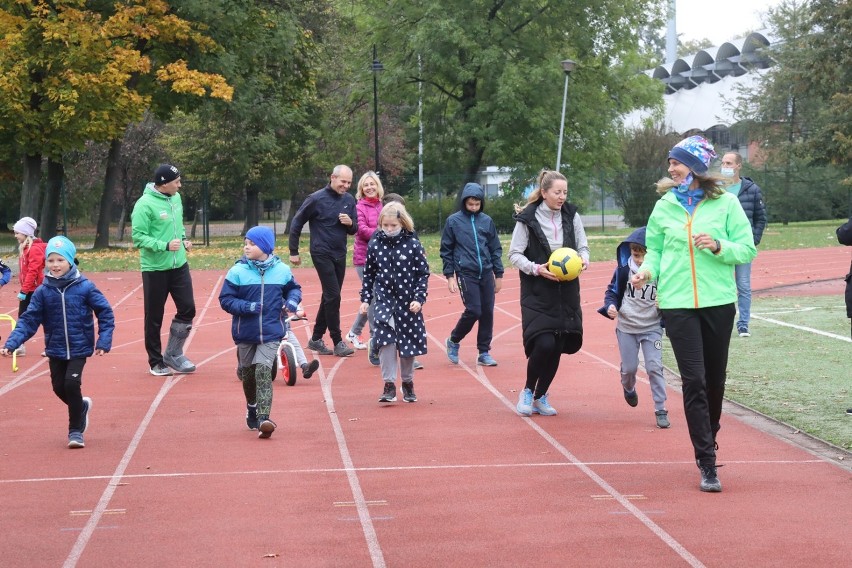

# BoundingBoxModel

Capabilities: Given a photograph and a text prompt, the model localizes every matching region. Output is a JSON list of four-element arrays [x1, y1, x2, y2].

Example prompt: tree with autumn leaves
[[0, 0, 232, 245]]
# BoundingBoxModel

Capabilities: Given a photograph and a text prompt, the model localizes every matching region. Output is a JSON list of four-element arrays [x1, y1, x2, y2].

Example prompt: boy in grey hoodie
[[597, 227, 669, 429]]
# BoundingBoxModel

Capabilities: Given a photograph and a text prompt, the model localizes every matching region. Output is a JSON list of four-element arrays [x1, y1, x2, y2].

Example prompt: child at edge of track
[[12, 216, 47, 357], [596, 227, 670, 429], [219, 226, 305, 439], [1, 236, 115, 449], [359, 202, 430, 403]]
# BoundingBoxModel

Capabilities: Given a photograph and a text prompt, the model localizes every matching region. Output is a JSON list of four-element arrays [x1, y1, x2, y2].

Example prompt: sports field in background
[[665, 293, 850, 450]]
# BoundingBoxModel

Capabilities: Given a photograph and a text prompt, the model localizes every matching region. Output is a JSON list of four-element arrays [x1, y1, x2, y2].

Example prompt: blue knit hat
[[45, 236, 77, 266], [245, 226, 275, 255], [669, 135, 717, 175]]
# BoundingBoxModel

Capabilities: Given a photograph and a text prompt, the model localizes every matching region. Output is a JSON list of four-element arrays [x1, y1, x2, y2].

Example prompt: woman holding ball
[[508, 169, 589, 417], [631, 136, 756, 493]]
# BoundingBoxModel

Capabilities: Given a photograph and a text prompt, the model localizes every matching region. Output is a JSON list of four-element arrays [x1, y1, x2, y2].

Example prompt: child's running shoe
[[477, 352, 497, 366], [81, 397, 92, 433], [301, 360, 320, 379], [68, 431, 85, 449], [655, 410, 671, 429], [258, 419, 277, 439], [401, 381, 417, 403], [379, 382, 397, 403], [368, 339, 380, 366], [346, 331, 367, 350], [246, 405, 259, 430], [445, 337, 460, 364]]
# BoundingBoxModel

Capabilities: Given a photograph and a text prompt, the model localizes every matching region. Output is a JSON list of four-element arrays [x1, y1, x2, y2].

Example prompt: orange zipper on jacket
[[684, 201, 705, 308]]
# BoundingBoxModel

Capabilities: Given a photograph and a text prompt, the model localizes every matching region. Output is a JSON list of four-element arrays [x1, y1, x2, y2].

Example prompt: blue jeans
[[735, 263, 752, 329]]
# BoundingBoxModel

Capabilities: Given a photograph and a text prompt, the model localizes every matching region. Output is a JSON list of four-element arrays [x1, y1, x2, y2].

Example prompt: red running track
[[0, 247, 849, 567]]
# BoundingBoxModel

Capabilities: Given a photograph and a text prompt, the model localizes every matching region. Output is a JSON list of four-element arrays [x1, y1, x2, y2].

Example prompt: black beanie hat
[[154, 164, 181, 185]]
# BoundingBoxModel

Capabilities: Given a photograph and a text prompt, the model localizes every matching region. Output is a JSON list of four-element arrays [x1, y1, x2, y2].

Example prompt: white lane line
[[62, 276, 223, 568], [319, 358, 386, 568], [436, 306, 706, 568], [0, 283, 143, 396], [2, 458, 826, 486], [751, 314, 852, 342]]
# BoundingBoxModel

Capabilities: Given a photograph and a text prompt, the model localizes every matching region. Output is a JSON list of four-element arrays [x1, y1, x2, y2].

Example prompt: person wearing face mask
[[359, 202, 430, 404], [632, 136, 757, 492], [720, 152, 767, 337], [508, 169, 589, 417]]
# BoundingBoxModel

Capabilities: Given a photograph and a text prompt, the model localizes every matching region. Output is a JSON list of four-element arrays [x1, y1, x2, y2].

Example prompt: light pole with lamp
[[371, 45, 384, 177], [555, 59, 576, 172]]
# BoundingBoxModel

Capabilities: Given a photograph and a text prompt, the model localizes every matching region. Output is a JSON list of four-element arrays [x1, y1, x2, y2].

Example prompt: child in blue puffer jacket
[[219, 226, 305, 439], [1, 237, 114, 449]]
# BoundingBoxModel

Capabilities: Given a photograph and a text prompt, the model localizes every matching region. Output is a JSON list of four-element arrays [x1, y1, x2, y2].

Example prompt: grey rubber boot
[[163, 321, 197, 373]]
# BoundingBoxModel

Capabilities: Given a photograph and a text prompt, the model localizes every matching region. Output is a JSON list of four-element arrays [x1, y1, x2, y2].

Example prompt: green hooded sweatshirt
[[131, 183, 188, 272], [641, 190, 757, 309]]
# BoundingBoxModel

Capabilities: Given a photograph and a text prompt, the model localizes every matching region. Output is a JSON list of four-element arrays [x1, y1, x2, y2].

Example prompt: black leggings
[[662, 304, 736, 466], [525, 332, 562, 399], [48, 358, 87, 433]]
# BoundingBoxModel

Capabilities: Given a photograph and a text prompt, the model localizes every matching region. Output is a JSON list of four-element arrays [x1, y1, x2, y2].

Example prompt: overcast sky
[[675, 0, 783, 45]]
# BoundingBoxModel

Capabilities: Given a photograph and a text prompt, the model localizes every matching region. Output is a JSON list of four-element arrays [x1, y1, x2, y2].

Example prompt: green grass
[[662, 295, 851, 450]]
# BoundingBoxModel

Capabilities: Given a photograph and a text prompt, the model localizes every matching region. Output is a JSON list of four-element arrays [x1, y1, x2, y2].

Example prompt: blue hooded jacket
[[4, 267, 114, 358], [219, 255, 302, 344], [597, 227, 648, 319], [440, 183, 504, 280]]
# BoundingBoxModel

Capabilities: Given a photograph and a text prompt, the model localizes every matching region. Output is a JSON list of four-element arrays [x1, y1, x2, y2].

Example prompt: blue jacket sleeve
[[439, 218, 456, 277], [597, 267, 622, 319], [0, 260, 10, 286], [218, 278, 258, 315], [90, 285, 115, 352], [486, 219, 504, 277], [282, 279, 302, 312], [3, 289, 44, 349]]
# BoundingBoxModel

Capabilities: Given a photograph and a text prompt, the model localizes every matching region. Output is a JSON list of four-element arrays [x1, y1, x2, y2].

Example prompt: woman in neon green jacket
[[632, 136, 756, 494]]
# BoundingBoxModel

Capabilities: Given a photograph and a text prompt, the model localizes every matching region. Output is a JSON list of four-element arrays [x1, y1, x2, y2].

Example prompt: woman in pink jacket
[[346, 171, 384, 350]]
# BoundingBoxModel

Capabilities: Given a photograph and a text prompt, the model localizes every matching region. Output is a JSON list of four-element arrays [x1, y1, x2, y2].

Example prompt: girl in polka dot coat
[[359, 203, 430, 403]]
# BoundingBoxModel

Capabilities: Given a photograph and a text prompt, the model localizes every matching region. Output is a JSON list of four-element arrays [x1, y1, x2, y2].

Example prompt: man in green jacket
[[131, 164, 197, 376]]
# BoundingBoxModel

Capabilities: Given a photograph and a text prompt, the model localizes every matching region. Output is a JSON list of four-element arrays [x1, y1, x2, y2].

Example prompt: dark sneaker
[[401, 381, 417, 403], [334, 341, 354, 357], [68, 431, 85, 449], [445, 337, 460, 364], [379, 382, 397, 403], [413, 359, 424, 370], [655, 410, 670, 429], [150, 363, 173, 376], [368, 340, 380, 366], [737, 326, 750, 337], [698, 464, 722, 492], [307, 339, 333, 355], [302, 360, 320, 379], [81, 397, 92, 433], [258, 419, 277, 439], [477, 352, 497, 366], [246, 405, 259, 430], [623, 388, 639, 407]]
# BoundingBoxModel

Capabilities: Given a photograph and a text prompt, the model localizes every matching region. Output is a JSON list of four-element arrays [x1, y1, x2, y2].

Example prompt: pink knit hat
[[13, 217, 37, 237]]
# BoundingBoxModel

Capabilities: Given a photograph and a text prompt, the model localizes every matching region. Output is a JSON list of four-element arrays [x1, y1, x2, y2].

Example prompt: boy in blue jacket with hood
[[440, 183, 504, 366], [2, 236, 114, 449], [219, 226, 303, 439], [597, 227, 669, 429]]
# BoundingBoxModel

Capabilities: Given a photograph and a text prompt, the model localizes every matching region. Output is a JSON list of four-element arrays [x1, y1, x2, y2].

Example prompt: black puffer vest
[[514, 200, 583, 356]]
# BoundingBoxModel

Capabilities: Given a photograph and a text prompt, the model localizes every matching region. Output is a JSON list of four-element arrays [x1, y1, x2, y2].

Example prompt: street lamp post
[[371, 45, 384, 177], [555, 59, 576, 172]]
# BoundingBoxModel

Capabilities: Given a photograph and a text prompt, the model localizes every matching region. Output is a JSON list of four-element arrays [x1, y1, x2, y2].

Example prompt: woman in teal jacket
[[632, 136, 756, 494]]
